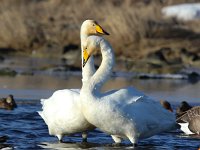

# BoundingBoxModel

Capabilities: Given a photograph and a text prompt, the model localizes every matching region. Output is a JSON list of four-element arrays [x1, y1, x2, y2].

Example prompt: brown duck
[[176, 106, 200, 135], [0, 95, 17, 110]]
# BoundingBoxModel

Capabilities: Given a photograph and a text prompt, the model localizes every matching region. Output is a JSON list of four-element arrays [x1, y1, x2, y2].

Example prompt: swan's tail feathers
[[40, 99, 46, 105], [40, 98, 49, 110], [37, 111, 44, 119], [37, 111, 49, 126]]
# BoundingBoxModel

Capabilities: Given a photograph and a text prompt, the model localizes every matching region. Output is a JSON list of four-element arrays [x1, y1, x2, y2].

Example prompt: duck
[[0, 136, 8, 143], [0, 95, 17, 110], [160, 100, 173, 112], [176, 102, 200, 135], [38, 20, 109, 142], [176, 101, 192, 118], [80, 35, 177, 146]]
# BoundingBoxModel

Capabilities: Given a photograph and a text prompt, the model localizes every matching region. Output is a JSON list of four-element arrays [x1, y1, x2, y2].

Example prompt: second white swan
[[81, 35, 178, 146]]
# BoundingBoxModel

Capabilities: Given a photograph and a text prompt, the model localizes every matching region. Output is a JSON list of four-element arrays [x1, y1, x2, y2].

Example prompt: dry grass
[[0, 0, 170, 49], [0, 0, 199, 73], [0, 1, 29, 50], [0, 0, 199, 50]]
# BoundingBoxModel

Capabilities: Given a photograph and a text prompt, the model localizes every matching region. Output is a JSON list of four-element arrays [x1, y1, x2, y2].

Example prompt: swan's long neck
[[80, 34, 95, 81], [83, 39, 115, 94]]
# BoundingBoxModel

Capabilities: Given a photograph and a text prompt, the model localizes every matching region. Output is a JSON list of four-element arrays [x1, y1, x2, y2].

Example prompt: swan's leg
[[126, 135, 138, 147], [111, 135, 122, 143], [81, 132, 87, 142], [111, 135, 123, 146], [57, 135, 63, 143]]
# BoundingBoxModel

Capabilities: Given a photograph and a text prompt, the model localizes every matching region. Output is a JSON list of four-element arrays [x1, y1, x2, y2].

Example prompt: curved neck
[[80, 33, 95, 81], [83, 39, 115, 93]]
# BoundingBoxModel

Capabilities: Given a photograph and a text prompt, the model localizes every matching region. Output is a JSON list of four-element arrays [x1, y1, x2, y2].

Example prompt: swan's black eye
[[93, 24, 95, 26]]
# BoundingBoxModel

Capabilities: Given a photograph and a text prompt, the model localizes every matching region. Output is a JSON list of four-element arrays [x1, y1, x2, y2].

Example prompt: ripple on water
[[0, 100, 199, 149]]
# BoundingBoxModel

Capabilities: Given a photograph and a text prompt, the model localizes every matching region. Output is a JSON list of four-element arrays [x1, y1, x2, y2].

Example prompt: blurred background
[[0, 0, 200, 100]]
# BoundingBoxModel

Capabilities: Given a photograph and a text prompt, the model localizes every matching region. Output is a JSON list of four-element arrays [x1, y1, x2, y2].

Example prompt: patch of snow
[[162, 3, 200, 21]]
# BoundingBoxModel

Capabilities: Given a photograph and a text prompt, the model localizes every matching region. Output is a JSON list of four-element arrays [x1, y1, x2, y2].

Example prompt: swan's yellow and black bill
[[96, 24, 109, 35], [83, 49, 90, 68]]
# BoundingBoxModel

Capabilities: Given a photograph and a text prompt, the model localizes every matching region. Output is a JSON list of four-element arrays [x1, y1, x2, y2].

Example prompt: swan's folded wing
[[104, 87, 147, 105], [70, 89, 80, 93]]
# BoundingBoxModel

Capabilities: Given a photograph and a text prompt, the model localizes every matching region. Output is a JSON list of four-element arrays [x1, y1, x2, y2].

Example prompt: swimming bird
[[80, 35, 177, 146], [176, 101, 192, 118], [0, 136, 8, 143], [160, 100, 173, 112], [38, 20, 109, 142], [176, 105, 200, 135], [0, 95, 17, 110]]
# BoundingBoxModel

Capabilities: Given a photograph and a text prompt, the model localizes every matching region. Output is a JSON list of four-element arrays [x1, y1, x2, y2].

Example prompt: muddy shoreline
[[0, 53, 199, 84]]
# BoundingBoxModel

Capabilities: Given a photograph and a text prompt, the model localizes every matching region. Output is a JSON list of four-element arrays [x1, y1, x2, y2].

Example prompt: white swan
[[81, 35, 178, 146], [38, 20, 109, 142]]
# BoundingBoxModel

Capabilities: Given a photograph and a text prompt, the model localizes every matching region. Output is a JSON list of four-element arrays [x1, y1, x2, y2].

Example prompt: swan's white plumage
[[81, 36, 177, 144], [38, 20, 108, 141], [38, 89, 94, 137]]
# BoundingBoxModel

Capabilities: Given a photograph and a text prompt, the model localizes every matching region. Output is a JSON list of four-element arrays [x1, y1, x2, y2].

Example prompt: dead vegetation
[[0, 0, 199, 73]]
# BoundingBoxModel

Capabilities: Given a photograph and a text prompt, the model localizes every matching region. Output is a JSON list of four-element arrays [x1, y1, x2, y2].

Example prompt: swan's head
[[81, 20, 109, 36], [82, 36, 102, 67]]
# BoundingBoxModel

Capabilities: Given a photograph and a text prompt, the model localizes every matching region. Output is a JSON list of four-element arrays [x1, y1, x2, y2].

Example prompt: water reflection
[[0, 74, 199, 102], [39, 141, 158, 150], [39, 142, 108, 150]]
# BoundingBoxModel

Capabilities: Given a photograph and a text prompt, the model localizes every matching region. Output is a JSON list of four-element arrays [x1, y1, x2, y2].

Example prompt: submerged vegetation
[[0, 0, 199, 74]]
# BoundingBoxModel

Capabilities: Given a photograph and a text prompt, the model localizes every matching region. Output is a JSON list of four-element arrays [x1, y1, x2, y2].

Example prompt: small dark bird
[[160, 100, 173, 112], [0, 136, 8, 143], [176, 101, 192, 118], [0, 95, 17, 110], [0, 136, 11, 149]]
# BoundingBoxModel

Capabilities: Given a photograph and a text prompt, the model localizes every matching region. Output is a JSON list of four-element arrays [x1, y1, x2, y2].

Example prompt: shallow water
[[0, 74, 200, 149], [0, 99, 200, 150]]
